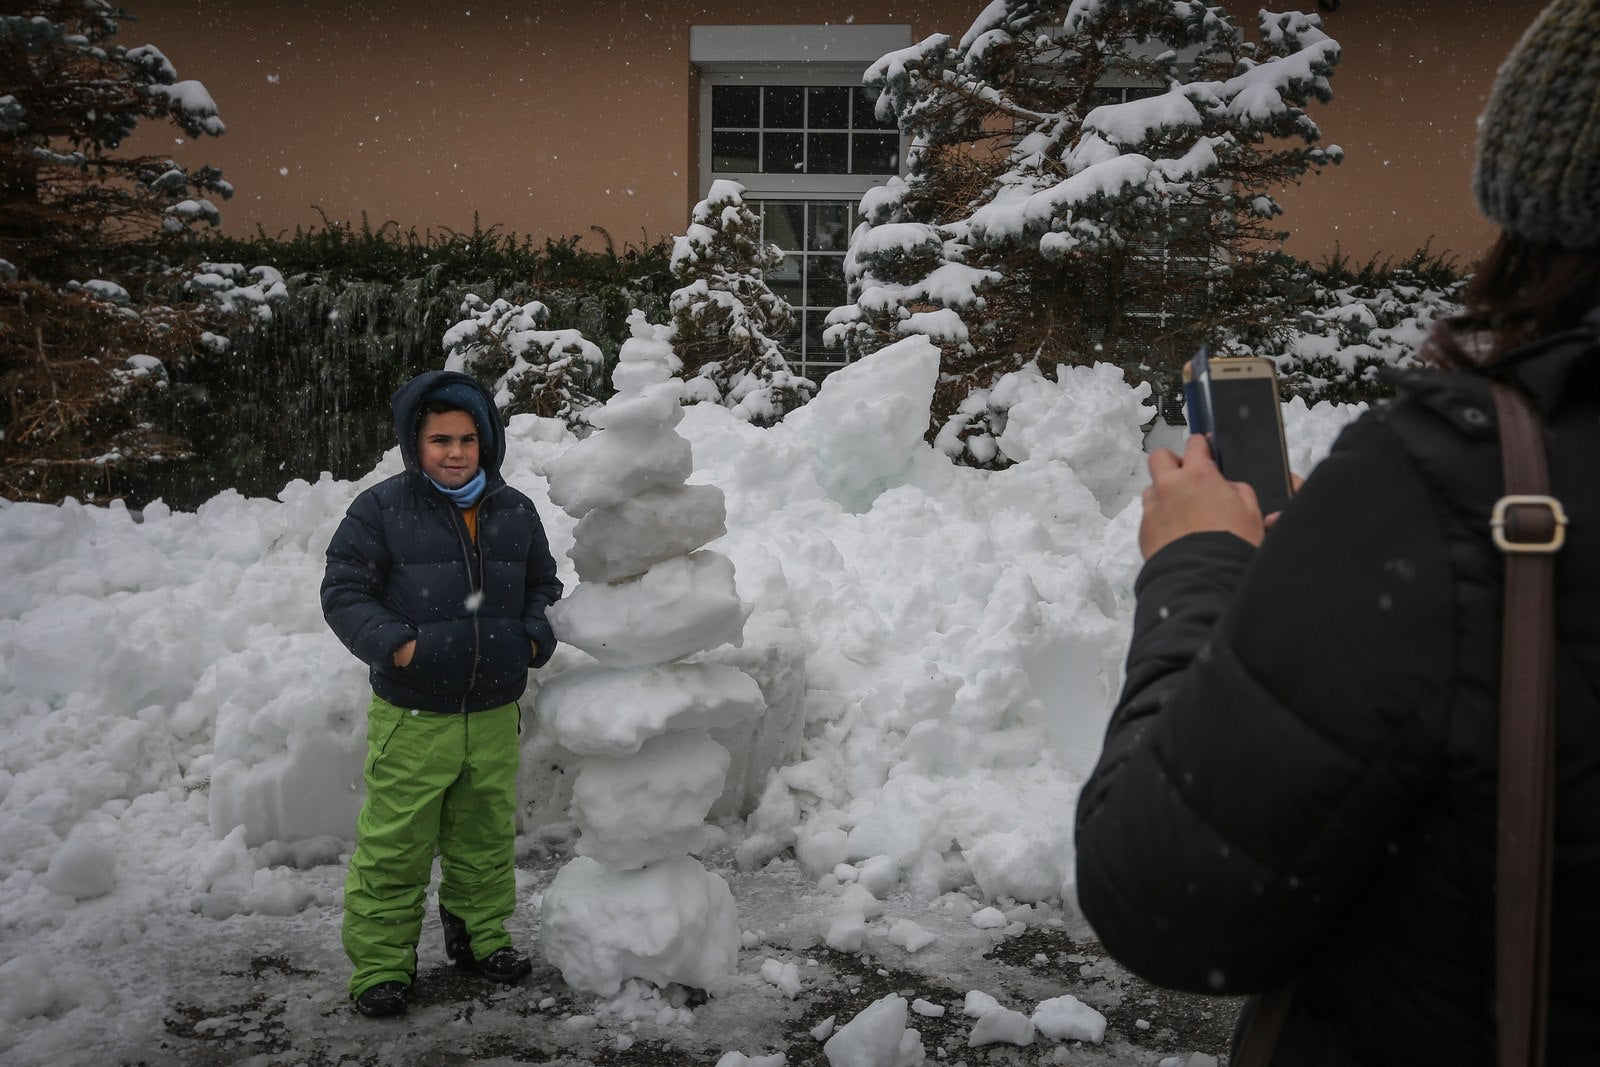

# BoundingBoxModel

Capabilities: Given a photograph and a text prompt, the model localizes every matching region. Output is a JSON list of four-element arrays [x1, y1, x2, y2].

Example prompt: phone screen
[[1209, 374, 1292, 514]]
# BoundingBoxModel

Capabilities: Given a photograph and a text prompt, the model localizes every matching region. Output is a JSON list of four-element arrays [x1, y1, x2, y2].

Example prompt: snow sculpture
[[540, 310, 764, 996]]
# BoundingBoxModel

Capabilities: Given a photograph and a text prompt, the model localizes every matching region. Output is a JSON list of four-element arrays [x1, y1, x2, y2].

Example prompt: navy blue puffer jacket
[[322, 371, 562, 714]]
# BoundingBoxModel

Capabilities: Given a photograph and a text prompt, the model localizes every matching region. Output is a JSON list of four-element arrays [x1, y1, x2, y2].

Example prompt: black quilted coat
[[322, 371, 562, 714], [1075, 318, 1600, 1064]]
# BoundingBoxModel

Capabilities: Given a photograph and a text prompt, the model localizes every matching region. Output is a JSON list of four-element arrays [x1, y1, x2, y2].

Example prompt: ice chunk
[[548, 551, 751, 668], [964, 990, 1001, 1017], [795, 827, 850, 873], [824, 994, 925, 1067], [1032, 993, 1106, 1043], [965, 829, 1067, 903], [832, 882, 884, 919], [782, 336, 939, 512], [570, 483, 728, 583], [825, 913, 867, 953], [968, 1005, 1033, 1046], [886, 919, 936, 953], [856, 854, 899, 897], [714, 1053, 787, 1067], [760, 957, 802, 999], [0, 955, 57, 1024], [538, 661, 765, 757]]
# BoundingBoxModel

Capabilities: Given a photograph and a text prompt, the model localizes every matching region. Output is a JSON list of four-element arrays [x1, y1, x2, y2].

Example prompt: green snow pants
[[343, 694, 520, 999]]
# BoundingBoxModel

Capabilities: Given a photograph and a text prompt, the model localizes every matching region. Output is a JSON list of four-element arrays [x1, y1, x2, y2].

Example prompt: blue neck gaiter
[[427, 469, 486, 507]]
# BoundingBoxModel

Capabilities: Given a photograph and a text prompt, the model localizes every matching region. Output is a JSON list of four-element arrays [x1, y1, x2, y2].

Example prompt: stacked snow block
[[539, 311, 765, 997]]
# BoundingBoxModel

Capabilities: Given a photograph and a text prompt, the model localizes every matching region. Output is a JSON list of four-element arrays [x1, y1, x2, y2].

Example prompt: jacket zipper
[[445, 485, 501, 713]]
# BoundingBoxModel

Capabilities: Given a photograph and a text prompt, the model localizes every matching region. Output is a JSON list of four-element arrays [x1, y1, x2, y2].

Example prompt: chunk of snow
[[1032, 994, 1106, 1043], [824, 994, 925, 1067]]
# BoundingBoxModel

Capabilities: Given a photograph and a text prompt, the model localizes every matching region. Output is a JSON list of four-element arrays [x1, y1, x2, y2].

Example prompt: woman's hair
[[1427, 233, 1600, 370]]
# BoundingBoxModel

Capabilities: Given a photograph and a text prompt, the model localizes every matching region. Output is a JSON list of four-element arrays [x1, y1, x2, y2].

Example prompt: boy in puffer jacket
[[322, 370, 562, 1018]]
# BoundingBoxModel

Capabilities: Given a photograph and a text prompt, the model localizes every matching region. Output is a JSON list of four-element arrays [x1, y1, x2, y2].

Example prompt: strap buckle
[[1491, 495, 1568, 555]]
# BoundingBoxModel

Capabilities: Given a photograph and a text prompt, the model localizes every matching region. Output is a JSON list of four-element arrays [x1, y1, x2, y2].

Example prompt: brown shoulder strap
[[1490, 381, 1563, 1067], [1232, 982, 1296, 1067]]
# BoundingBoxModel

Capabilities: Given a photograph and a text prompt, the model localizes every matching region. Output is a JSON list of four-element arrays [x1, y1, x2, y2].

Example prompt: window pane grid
[[711, 85, 898, 176], [754, 198, 856, 382]]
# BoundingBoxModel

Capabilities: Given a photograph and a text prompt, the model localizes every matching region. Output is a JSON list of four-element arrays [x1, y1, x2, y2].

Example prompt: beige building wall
[[130, 0, 1544, 264]]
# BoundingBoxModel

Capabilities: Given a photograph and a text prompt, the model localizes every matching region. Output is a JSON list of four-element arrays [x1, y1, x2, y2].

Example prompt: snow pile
[[0, 340, 1363, 1053]]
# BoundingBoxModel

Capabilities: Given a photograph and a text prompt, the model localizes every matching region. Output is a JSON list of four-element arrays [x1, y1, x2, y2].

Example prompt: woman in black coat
[[1073, 1, 1600, 1062]]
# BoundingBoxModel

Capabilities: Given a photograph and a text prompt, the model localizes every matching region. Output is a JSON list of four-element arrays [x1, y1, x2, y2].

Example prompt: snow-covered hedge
[[443, 294, 605, 428]]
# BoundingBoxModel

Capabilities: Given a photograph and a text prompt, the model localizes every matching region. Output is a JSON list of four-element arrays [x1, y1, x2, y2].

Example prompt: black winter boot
[[439, 905, 473, 966], [462, 946, 534, 983], [354, 980, 409, 1018], [440, 906, 534, 985]]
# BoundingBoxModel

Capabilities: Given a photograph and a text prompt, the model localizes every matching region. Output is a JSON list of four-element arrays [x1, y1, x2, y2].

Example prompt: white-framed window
[[692, 25, 910, 379], [751, 197, 853, 382]]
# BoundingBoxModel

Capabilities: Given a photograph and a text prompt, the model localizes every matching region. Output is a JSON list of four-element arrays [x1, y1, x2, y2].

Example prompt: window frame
[[690, 26, 912, 377], [699, 67, 902, 198], [748, 196, 856, 381]]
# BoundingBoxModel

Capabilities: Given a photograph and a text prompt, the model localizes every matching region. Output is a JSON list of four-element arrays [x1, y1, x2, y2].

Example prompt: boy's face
[[417, 409, 481, 488]]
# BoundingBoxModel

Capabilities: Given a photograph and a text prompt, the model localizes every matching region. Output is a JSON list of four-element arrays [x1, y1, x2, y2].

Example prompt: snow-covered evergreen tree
[[669, 180, 813, 427], [442, 294, 604, 429], [0, 0, 230, 281], [827, 0, 1342, 464], [0, 0, 230, 502]]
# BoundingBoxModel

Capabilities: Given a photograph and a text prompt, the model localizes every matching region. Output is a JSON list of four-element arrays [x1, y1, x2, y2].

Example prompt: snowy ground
[[23, 847, 1244, 1066], [0, 345, 1361, 1065]]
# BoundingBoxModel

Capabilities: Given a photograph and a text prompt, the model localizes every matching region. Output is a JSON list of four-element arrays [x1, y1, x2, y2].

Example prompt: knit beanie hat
[[1473, 0, 1600, 248]]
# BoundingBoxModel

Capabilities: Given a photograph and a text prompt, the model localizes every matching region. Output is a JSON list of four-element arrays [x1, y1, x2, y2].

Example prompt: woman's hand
[[392, 639, 416, 668], [1139, 435, 1269, 559]]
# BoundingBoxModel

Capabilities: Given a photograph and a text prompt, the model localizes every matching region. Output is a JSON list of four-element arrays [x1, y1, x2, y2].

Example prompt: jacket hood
[[391, 370, 506, 478]]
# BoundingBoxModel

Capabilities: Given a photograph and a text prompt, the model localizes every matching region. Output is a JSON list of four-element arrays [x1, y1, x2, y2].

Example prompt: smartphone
[[1183, 350, 1293, 515]]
